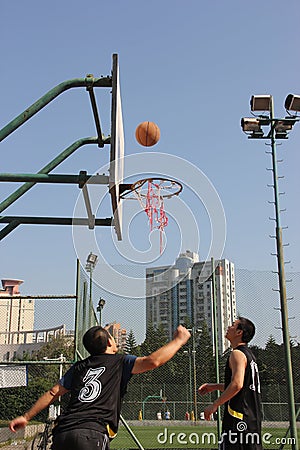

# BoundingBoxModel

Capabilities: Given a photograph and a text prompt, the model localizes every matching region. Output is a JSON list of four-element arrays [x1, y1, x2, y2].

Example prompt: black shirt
[[222, 345, 262, 434], [53, 354, 136, 437]]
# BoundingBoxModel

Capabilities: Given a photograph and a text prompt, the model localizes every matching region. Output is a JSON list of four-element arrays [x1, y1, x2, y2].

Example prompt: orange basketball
[[135, 121, 160, 147]]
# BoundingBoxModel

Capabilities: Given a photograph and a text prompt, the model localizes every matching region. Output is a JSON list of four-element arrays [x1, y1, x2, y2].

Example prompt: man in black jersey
[[198, 317, 262, 450], [9, 325, 190, 449]]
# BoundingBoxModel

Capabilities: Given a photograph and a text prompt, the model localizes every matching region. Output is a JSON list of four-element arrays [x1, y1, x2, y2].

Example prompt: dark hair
[[237, 316, 256, 343], [83, 326, 110, 355]]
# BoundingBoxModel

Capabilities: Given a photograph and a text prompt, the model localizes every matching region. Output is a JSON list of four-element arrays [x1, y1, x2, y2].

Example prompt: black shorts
[[52, 428, 109, 450]]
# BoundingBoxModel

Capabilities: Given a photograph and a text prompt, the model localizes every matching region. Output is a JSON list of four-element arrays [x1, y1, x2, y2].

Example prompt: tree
[[36, 334, 74, 361], [136, 322, 174, 385], [1, 335, 75, 422], [291, 342, 300, 402], [196, 322, 215, 386], [263, 335, 285, 384], [124, 329, 140, 355], [139, 322, 168, 356]]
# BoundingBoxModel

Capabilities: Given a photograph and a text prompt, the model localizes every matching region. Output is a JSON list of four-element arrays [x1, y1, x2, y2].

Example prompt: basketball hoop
[[120, 178, 182, 253]]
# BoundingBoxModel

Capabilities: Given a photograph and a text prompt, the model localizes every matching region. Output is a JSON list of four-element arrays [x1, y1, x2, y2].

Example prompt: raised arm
[[198, 383, 225, 395], [131, 325, 191, 374], [9, 383, 68, 432]]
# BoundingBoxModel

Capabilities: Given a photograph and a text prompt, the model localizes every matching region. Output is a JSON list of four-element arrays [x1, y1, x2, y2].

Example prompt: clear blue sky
[[1, 1, 299, 345]]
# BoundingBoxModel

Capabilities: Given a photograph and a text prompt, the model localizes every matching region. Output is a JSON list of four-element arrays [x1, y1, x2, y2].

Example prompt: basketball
[[135, 121, 160, 147]]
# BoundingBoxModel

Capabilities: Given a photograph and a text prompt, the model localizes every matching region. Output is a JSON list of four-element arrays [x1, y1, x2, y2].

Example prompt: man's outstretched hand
[[9, 415, 28, 432], [173, 325, 191, 345]]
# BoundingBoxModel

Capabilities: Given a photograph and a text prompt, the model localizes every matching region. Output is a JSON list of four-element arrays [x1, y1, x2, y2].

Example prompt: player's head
[[83, 326, 112, 355], [237, 316, 256, 343]]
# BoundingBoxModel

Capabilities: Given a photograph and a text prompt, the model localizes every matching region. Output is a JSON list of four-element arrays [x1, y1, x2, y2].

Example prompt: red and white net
[[142, 181, 168, 254]]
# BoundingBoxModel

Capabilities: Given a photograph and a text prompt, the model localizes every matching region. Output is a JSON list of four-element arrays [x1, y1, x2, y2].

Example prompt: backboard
[[0, 365, 27, 388], [110, 53, 124, 240]]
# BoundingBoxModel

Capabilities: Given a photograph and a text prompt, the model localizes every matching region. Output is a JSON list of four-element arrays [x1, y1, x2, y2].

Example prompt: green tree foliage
[[1, 336, 74, 422], [196, 322, 215, 386], [0, 363, 65, 421], [139, 322, 168, 356], [136, 323, 170, 384], [263, 335, 285, 384], [124, 329, 141, 355], [35, 334, 74, 361], [291, 341, 300, 389]]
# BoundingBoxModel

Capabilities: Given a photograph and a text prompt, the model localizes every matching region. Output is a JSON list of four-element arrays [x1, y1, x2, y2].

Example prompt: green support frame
[[1, 59, 145, 449], [0, 75, 113, 240]]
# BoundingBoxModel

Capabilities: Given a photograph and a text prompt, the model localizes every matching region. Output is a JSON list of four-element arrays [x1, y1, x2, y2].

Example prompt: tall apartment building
[[146, 251, 236, 354], [0, 279, 35, 344], [105, 321, 127, 351]]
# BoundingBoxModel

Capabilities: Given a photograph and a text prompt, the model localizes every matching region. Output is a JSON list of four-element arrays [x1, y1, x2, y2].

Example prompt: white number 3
[[78, 367, 106, 403]]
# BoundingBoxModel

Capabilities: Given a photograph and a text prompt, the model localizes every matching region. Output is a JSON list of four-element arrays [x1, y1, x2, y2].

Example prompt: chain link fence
[[0, 266, 299, 448], [0, 361, 299, 448]]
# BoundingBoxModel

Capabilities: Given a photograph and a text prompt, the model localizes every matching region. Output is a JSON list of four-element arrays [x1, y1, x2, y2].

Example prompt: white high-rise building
[[146, 252, 236, 354]]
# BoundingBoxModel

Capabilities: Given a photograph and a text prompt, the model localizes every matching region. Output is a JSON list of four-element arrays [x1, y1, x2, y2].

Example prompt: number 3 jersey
[[222, 345, 262, 434], [53, 353, 136, 437]]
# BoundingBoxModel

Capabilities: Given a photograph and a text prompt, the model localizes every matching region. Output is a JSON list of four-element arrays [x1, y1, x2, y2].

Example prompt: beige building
[[0, 279, 70, 361], [0, 279, 35, 344]]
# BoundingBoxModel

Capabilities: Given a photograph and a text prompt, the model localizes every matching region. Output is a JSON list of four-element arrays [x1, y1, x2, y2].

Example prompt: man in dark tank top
[[198, 316, 262, 450], [9, 325, 191, 449]]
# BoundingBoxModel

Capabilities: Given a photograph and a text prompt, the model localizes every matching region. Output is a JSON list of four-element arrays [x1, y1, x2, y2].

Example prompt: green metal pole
[[120, 415, 145, 450], [192, 328, 198, 421], [269, 97, 298, 450], [211, 257, 221, 440], [279, 407, 300, 450], [0, 173, 108, 184], [0, 220, 20, 240], [0, 137, 100, 214], [89, 268, 93, 329], [0, 77, 111, 142], [82, 281, 88, 338], [74, 259, 81, 362], [0, 217, 112, 226], [0, 173, 85, 183], [189, 353, 192, 415]]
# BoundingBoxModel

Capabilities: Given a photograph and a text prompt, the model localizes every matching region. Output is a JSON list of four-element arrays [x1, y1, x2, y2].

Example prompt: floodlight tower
[[97, 297, 106, 326], [86, 252, 98, 329], [241, 95, 299, 450]]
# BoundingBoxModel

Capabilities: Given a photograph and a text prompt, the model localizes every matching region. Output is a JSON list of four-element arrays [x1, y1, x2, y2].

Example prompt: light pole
[[241, 94, 299, 450], [97, 297, 106, 326], [43, 354, 66, 416], [210, 258, 221, 440], [183, 349, 193, 416], [86, 252, 98, 329], [187, 327, 201, 421]]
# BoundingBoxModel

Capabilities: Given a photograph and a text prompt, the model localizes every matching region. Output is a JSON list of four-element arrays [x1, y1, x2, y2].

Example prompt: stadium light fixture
[[97, 297, 106, 326], [250, 94, 272, 112], [285, 94, 300, 112], [241, 117, 261, 132], [274, 120, 295, 139], [86, 252, 98, 329], [241, 118, 264, 138], [86, 252, 98, 268]]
